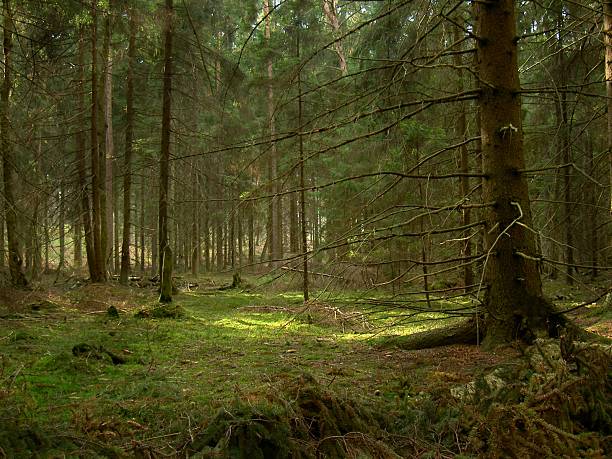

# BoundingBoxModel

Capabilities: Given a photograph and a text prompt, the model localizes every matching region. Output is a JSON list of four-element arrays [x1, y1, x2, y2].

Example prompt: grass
[[0, 280, 418, 456], [0, 274, 609, 457]]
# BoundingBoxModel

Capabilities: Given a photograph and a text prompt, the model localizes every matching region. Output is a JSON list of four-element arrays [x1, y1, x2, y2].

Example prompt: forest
[[0, 0, 611, 457]]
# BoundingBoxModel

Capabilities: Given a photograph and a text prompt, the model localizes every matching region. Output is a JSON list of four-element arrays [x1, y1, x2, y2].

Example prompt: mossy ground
[[0, 273, 609, 457]]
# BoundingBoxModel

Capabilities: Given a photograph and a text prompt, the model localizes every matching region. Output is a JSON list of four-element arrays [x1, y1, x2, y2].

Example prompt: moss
[[134, 304, 186, 319]]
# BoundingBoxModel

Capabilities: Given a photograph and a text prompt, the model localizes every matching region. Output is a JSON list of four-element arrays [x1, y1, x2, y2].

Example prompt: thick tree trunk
[[1, 0, 28, 288], [476, 0, 557, 347], [120, 8, 136, 285], [158, 0, 174, 281]]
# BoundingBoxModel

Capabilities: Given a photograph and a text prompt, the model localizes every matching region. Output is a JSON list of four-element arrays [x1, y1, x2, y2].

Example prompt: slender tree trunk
[[453, 22, 473, 290], [248, 200, 254, 265], [1, 0, 27, 288], [476, 0, 556, 346], [139, 172, 146, 273], [120, 9, 136, 285], [59, 182, 65, 271], [264, 0, 282, 266], [556, 6, 573, 284], [322, 0, 347, 75], [296, 17, 309, 301], [90, 1, 105, 282], [77, 25, 96, 279], [74, 209, 82, 268], [103, 2, 115, 272], [605, 1, 612, 217], [0, 162, 4, 270], [203, 178, 211, 271], [158, 0, 174, 298]]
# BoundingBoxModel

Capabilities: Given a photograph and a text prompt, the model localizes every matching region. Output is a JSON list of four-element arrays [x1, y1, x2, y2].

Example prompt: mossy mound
[[462, 338, 611, 458], [186, 374, 398, 458]]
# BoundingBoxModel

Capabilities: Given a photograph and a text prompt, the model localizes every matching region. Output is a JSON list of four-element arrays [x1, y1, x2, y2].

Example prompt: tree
[[477, 0, 559, 346], [1, 0, 28, 288], [159, 0, 174, 301], [120, 6, 137, 285], [90, 0, 106, 282]]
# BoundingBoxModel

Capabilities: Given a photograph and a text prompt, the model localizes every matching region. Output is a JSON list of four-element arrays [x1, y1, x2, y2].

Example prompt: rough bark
[[1, 0, 28, 288], [477, 0, 557, 346], [120, 8, 136, 285]]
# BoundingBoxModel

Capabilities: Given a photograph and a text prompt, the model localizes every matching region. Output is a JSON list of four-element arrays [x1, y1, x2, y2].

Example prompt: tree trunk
[[296, 19, 309, 302], [322, 0, 347, 75], [90, 0, 106, 282], [556, 7, 573, 285], [159, 0, 174, 279], [74, 209, 82, 268], [453, 21, 473, 290], [77, 25, 96, 280], [120, 8, 136, 285], [476, 0, 557, 347], [58, 182, 65, 271], [1, 0, 28, 288], [104, 5, 114, 273], [602, 1, 612, 309], [159, 245, 173, 303]]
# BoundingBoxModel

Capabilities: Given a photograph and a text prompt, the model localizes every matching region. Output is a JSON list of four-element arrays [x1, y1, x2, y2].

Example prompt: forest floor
[[0, 273, 610, 458]]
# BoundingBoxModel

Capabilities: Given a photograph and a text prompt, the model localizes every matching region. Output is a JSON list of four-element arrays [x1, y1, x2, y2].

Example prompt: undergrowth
[[0, 275, 609, 457]]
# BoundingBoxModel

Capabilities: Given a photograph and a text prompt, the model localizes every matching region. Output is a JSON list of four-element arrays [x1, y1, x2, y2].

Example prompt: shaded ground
[[0, 274, 609, 457]]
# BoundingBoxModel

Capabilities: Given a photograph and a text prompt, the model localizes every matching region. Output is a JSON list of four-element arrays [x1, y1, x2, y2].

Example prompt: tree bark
[[453, 21, 473, 290], [159, 0, 174, 280], [159, 245, 173, 303], [1, 0, 28, 288], [322, 0, 347, 75], [603, 2, 612, 306], [103, 1, 115, 273], [120, 7, 136, 285], [264, 0, 282, 266], [90, 0, 106, 282], [476, 0, 557, 347], [76, 25, 96, 280]]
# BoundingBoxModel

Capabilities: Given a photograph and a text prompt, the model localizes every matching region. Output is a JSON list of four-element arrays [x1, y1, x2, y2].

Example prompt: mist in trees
[[0, 0, 610, 346]]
